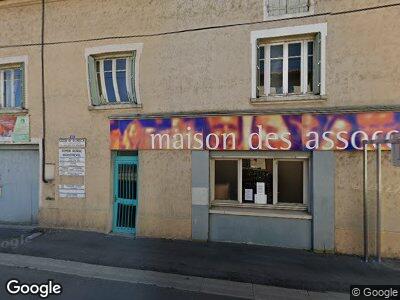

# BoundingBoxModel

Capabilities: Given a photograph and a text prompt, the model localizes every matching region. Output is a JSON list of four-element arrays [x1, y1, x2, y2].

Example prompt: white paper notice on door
[[244, 189, 253, 201], [256, 182, 265, 195], [255, 194, 267, 204]]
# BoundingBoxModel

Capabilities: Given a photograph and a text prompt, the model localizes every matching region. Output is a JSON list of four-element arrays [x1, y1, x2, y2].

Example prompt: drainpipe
[[41, 0, 48, 183]]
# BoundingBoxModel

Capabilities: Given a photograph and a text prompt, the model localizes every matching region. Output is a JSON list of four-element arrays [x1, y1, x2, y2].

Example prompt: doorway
[[112, 155, 138, 234]]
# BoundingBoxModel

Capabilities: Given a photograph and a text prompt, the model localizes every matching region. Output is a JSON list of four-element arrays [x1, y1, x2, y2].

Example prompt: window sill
[[88, 103, 142, 111], [210, 204, 311, 220], [251, 94, 327, 104], [212, 200, 307, 211], [0, 108, 28, 114], [264, 11, 314, 22]]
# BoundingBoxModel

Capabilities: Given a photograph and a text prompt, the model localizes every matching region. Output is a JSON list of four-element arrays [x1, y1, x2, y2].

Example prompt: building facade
[[1, 0, 400, 258]]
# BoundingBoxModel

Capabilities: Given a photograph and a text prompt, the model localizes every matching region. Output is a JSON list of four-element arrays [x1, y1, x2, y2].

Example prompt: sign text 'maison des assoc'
[[110, 111, 400, 151]]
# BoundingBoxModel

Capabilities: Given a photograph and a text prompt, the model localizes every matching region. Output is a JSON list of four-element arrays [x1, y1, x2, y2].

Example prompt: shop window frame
[[210, 152, 309, 211]]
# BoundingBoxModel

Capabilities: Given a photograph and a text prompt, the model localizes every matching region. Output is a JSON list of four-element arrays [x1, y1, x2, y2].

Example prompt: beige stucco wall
[[0, 0, 400, 252], [335, 151, 400, 258], [137, 150, 192, 239]]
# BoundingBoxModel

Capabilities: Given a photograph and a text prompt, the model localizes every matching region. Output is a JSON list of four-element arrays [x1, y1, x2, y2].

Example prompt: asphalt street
[[1, 228, 399, 293], [0, 265, 237, 300]]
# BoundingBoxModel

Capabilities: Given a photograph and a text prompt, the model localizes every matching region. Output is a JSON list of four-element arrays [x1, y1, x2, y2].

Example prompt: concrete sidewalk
[[0, 228, 399, 294], [0, 253, 347, 299]]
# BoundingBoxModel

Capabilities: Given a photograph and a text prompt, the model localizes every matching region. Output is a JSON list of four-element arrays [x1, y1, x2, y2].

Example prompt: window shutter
[[129, 51, 137, 104], [88, 55, 100, 105], [313, 32, 321, 95], [268, 0, 285, 16], [287, 0, 309, 14], [20, 63, 25, 108], [256, 44, 260, 98]]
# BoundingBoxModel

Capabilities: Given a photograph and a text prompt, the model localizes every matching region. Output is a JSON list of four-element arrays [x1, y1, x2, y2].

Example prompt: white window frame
[[251, 23, 327, 99], [85, 43, 143, 107], [264, 0, 315, 21], [210, 152, 309, 209], [0, 55, 28, 110], [263, 39, 313, 96]]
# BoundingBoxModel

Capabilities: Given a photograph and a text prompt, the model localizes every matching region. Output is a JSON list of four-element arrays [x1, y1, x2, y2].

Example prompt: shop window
[[215, 160, 238, 201], [257, 37, 320, 97], [277, 161, 303, 203], [88, 52, 137, 105], [212, 156, 308, 207], [265, 0, 312, 18], [0, 63, 24, 108]]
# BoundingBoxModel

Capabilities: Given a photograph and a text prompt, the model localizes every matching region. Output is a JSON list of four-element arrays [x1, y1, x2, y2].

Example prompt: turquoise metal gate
[[112, 156, 138, 234]]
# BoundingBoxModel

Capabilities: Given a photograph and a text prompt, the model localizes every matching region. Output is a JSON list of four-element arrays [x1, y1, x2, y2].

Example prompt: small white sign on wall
[[58, 137, 86, 176], [59, 185, 85, 198], [59, 137, 86, 148], [59, 148, 86, 176]]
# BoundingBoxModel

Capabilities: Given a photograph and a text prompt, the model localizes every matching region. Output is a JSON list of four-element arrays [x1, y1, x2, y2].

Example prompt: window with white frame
[[256, 34, 321, 98], [0, 63, 24, 108], [211, 156, 308, 206], [266, 0, 311, 18], [88, 52, 137, 105]]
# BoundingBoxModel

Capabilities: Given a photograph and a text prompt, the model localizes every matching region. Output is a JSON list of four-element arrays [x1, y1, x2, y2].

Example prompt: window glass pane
[[288, 57, 301, 94], [117, 70, 129, 102], [116, 58, 126, 71], [103, 60, 112, 72], [270, 45, 283, 58], [14, 76, 22, 108], [104, 62, 116, 102], [215, 160, 238, 201], [289, 43, 301, 57], [278, 161, 303, 203], [4, 70, 12, 107], [258, 46, 265, 92], [308, 41, 313, 55], [259, 61, 264, 88], [242, 159, 273, 204], [258, 46, 265, 60], [270, 59, 283, 95]]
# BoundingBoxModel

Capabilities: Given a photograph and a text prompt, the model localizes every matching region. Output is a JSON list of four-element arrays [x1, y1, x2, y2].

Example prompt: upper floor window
[[0, 64, 24, 108], [265, 0, 313, 19], [88, 52, 136, 105], [86, 44, 143, 107], [251, 24, 327, 100], [257, 35, 320, 97]]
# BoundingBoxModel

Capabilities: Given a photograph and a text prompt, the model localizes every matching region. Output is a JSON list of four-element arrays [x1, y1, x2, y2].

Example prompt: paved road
[[0, 265, 236, 300], [1, 228, 399, 293]]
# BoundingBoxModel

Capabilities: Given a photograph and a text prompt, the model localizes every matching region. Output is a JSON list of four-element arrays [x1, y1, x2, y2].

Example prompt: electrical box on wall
[[44, 163, 55, 181]]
